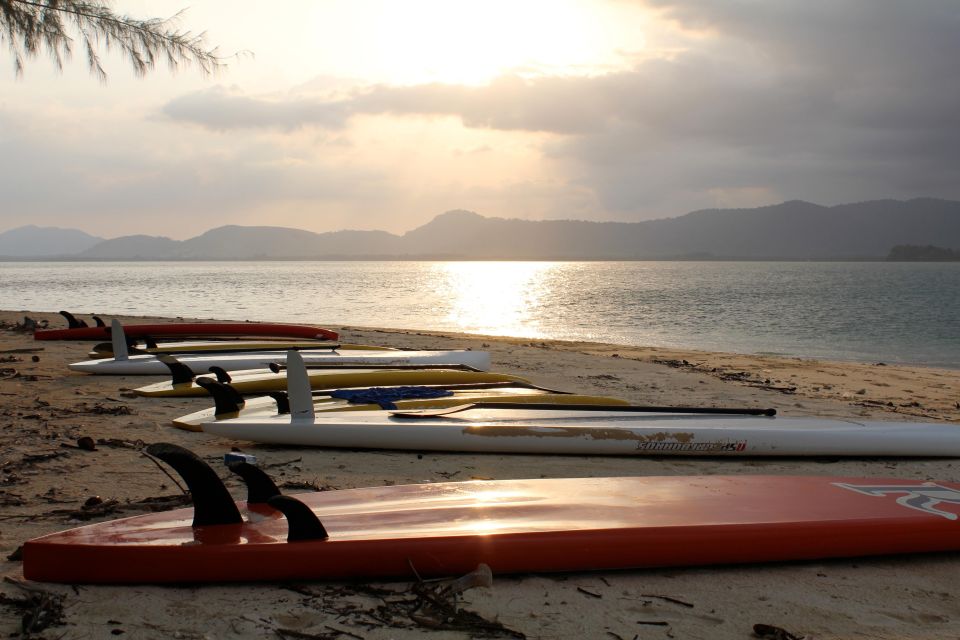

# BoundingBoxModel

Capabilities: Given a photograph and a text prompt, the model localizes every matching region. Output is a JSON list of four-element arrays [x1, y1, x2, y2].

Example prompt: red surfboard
[[34, 312, 338, 341], [22, 447, 960, 583]]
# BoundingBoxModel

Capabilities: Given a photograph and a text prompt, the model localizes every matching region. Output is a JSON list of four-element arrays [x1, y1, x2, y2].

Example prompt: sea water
[[2, 260, 958, 367]]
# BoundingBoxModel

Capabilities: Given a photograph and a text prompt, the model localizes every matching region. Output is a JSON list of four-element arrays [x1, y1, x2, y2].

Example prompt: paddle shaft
[[392, 402, 777, 418]]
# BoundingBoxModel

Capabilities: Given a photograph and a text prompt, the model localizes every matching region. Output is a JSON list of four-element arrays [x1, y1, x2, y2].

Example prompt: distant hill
[[79, 234, 181, 259], [400, 199, 960, 259], [0, 225, 103, 257], [887, 244, 960, 261], [79, 225, 403, 259], [10, 198, 960, 260]]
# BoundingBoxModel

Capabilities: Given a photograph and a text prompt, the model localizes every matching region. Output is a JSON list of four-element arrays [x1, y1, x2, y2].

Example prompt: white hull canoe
[[68, 349, 490, 375], [88, 340, 390, 358], [201, 407, 960, 457]]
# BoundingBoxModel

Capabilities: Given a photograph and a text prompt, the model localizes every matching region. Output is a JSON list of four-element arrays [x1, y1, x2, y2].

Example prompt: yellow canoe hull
[[136, 368, 529, 398], [172, 388, 629, 431]]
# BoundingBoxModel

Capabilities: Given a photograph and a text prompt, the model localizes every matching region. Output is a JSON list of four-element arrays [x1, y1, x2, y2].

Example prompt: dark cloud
[[162, 86, 352, 131]]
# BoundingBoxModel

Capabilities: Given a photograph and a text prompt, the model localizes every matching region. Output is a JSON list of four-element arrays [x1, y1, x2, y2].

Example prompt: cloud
[[6, 0, 960, 236], [157, 0, 960, 219], [162, 86, 352, 131]]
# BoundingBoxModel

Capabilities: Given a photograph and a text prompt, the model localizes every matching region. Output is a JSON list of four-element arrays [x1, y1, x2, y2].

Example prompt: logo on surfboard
[[634, 440, 747, 453], [834, 482, 960, 520]]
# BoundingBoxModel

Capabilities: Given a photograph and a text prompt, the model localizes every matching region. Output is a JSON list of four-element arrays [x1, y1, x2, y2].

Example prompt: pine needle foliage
[[0, 0, 223, 80]]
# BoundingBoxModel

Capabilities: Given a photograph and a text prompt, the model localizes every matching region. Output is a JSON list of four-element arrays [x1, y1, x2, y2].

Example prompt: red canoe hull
[[22, 475, 960, 583], [34, 322, 338, 341]]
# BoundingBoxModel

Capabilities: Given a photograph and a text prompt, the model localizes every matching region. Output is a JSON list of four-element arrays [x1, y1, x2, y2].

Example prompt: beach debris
[[0, 578, 66, 636], [66, 402, 134, 416], [279, 565, 520, 638], [280, 479, 336, 492], [18, 450, 69, 465], [403, 563, 517, 636], [275, 628, 363, 639], [96, 438, 146, 449], [652, 358, 798, 393], [639, 594, 694, 608], [77, 436, 97, 451], [753, 623, 803, 639], [46, 493, 193, 521], [0, 317, 46, 333]]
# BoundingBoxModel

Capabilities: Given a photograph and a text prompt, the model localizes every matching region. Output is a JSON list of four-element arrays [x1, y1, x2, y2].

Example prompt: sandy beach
[[1, 308, 958, 639]]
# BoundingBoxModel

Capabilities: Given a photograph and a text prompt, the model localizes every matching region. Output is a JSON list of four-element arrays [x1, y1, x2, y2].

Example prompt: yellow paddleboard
[[136, 368, 529, 398], [172, 387, 629, 431]]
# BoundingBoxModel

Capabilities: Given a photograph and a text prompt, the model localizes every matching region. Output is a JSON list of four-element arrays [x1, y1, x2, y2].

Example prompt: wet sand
[[1, 309, 958, 639]]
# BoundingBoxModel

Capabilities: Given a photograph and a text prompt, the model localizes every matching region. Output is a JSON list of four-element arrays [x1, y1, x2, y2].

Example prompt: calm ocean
[[2, 261, 958, 368]]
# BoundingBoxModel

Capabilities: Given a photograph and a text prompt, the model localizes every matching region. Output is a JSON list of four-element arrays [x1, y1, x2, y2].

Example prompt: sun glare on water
[[434, 262, 558, 337]]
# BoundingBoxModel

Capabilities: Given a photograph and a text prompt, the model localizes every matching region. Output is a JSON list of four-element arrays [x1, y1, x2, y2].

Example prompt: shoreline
[[1, 308, 959, 639], [9, 307, 960, 417]]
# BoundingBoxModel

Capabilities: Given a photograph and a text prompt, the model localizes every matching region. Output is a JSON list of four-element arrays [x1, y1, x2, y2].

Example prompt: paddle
[[391, 402, 777, 418], [204, 380, 573, 417], [267, 362, 484, 373]]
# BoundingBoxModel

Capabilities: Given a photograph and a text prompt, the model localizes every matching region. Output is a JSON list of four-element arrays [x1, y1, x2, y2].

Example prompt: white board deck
[[68, 349, 491, 375], [201, 407, 960, 456]]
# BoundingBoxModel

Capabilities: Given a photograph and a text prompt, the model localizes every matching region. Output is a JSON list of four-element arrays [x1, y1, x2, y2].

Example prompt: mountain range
[[3, 198, 960, 260]]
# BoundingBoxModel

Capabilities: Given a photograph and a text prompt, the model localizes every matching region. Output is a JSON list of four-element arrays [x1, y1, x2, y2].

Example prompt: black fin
[[157, 355, 196, 385], [59, 310, 86, 329], [92, 315, 106, 327], [143, 335, 158, 349], [194, 378, 245, 415], [144, 443, 242, 528], [208, 366, 232, 383], [267, 391, 291, 415], [269, 362, 282, 374], [267, 495, 329, 542], [91, 341, 112, 354], [227, 462, 282, 504]]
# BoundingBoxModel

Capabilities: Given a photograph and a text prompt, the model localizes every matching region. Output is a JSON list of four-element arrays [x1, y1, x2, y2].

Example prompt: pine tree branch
[[1, 0, 227, 78]]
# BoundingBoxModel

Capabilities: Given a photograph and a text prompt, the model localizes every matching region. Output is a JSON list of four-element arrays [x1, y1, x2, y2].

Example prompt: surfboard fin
[[158, 355, 195, 385], [286, 351, 315, 420], [267, 495, 329, 542], [144, 443, 242, 528], [110, 320, 129, 361], [227, 462, 282, 504], [92, 315, 106, 327], [195, 378, 245, 416], [59, 310, 87, 328], [268, 391, 291, 415], [143, 335, 158, 349], [208, 366, 232, 383]]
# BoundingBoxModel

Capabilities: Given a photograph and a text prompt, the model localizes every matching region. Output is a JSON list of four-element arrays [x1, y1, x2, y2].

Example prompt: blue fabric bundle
[[329, 386, 455, 410]]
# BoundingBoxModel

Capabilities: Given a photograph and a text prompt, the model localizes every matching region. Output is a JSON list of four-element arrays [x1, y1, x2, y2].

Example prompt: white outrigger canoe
[[69, 349, 490, 375], [202, 408, 960, 456], [200, 354, 960, 457], [68, 321, 490, 375]]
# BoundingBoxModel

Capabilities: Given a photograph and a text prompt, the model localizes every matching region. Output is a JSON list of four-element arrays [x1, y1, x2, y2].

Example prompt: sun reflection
[[434, 262, 557, 337]]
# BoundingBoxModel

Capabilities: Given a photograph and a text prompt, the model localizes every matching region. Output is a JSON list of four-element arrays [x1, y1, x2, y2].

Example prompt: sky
[[1, 0, 959, 239]]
